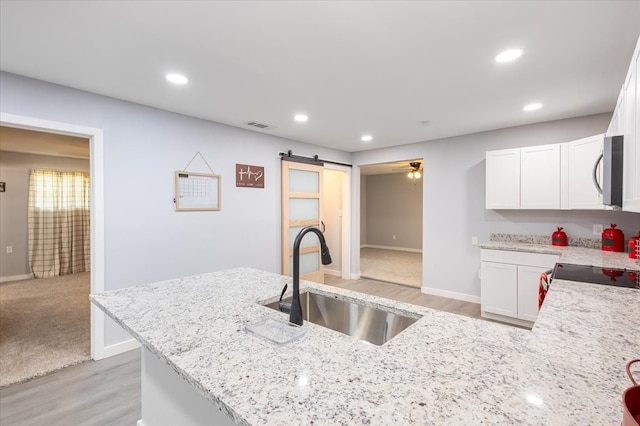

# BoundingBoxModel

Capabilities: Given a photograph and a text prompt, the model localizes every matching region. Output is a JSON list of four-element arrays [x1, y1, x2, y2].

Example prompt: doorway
[[0, 125, 93, 386], [0, 112, 106, 366], [359, 159, 423, 288]]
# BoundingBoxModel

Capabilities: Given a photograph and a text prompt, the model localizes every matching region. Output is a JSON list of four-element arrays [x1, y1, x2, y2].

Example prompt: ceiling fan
[[392, 161, 422, 179]]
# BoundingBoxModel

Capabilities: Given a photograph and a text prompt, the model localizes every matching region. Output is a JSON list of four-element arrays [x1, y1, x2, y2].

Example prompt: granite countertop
[[91, 267, 640, 426], [480, 241, 639, 270]]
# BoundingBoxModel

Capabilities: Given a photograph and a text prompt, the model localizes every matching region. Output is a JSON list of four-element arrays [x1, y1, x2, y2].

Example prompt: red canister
[[552, 227, 567, 246], [629, 232, 640, 259], [602, 223, 625, 252]]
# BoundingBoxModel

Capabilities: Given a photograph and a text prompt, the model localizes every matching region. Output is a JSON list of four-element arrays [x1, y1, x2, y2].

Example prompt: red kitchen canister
[[629, 232, 640, 259], [552, 227, 568, 246], [602, 223, 625, 252]]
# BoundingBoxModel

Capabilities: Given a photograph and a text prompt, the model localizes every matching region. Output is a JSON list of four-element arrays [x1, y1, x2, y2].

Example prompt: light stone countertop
[[91, 267, 640, 426], [480, 241, 639, 270]]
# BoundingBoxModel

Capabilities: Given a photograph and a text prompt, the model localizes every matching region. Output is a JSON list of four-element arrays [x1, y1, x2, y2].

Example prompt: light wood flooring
[[0, 348, 141, 426], [0, 276, 480, 425], [325, 274, 481, 319]]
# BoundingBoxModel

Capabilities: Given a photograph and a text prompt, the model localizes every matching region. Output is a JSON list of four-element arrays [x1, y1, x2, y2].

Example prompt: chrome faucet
[[279, 226, 332, 326]]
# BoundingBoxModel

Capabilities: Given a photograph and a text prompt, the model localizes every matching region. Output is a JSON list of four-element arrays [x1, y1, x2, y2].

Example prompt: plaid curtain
[[28, 169, 91, 278]]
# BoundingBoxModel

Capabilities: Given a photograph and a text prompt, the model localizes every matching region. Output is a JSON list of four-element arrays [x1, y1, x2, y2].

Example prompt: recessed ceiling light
[[495, 49, 523, 63], [165, 73, 188, 84], [361, 135, 373, 142], [294, 114, 308, 122], [523, 103, 543, 111]]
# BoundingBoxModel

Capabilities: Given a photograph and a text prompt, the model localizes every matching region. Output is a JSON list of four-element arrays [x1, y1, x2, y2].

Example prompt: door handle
[[592, 152, 603, 195]]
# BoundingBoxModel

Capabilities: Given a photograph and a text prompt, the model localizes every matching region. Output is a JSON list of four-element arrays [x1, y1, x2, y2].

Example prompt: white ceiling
[[1, 1, 639, 153]]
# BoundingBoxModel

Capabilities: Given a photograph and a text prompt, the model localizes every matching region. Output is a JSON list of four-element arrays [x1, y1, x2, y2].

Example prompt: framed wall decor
[[236, 163, 264, 188], [175, 171, 221, 211]]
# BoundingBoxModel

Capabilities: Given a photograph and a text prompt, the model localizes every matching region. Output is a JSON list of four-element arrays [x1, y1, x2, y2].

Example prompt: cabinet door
[[480, 261, 518, 317], [623, 44, 640, 212], [520, 144, 561, 209], [608, 87, 624, 137], [517, 265, 549, 322], [486, 148, 520, 209], [568, 134, 605, 209]]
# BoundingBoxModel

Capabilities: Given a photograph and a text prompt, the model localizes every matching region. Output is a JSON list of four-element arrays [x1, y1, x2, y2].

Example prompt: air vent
[[244, 121, 276, 130]]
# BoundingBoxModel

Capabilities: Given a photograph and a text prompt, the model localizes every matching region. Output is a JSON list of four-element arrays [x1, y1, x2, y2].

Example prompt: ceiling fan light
[[407, 171, 414, 178], [414, 171, 421, 179]]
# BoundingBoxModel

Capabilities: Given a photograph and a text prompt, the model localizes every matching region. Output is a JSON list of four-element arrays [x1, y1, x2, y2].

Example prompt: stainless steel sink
[[263, 291, 421, 346]]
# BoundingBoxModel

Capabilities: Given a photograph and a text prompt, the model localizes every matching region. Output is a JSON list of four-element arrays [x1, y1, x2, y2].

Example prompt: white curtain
[[28, 169, 91, 278]]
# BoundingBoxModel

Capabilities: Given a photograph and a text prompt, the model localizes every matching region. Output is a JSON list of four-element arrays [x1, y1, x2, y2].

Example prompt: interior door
[[281, 159, 325, 283]]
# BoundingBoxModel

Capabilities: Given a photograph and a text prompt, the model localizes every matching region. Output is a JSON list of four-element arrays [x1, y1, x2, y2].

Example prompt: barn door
[[281, 159, 324, 283]]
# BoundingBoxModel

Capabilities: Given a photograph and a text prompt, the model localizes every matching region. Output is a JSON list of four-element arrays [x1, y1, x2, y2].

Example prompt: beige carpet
[[0, 272, 90, 387], [360, 247, 422, 288]]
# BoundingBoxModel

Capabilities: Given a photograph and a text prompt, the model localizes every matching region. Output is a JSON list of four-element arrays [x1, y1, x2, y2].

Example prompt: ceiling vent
[[244, 121, 276, 130]]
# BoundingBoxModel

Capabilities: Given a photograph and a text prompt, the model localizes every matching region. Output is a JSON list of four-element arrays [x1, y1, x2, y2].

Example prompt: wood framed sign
[[175, 171, 221, 211], [236, 164, 264, 188]]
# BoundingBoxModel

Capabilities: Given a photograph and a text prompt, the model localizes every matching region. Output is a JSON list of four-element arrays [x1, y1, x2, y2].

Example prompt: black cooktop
[[552, 263, 639, 289]]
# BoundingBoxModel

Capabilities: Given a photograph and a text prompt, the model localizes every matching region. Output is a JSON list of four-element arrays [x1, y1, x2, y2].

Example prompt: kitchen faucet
[[279, 226, 332, 326]]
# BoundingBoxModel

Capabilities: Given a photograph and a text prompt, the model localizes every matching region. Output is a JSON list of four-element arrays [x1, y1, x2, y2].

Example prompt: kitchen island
[[91, 264, 639, 425]]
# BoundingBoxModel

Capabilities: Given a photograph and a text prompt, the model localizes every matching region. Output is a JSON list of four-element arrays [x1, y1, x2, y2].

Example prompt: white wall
[[364, 172, 423, 250], [322, 169, 342, 274], [351, 113, 640, 298], [0, 71, 350, 346], [360, 174, 367, 245]]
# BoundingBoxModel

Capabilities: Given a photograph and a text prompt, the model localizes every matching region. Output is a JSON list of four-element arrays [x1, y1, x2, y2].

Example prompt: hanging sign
[[236, 164, 264, 188]]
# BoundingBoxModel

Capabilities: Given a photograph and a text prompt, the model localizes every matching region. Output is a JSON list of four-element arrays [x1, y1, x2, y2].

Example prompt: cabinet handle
[[592, 152, 603, 195]]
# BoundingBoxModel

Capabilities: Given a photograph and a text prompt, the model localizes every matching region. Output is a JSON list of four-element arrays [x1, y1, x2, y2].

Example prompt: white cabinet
[[480, 262, 518, 317], [480, 249, 559, 327], [486, 148, 520, 209], [520, 144, 561, 209], [567, 134, 605, 209], [486, 144, 561, 210], [517, 265, 550, 322], [607, 88, 624, 137], [622, 39, 640, 212]]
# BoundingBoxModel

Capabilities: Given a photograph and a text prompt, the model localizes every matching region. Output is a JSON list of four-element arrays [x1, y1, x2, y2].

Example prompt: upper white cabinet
[[607, 88, 624, 137], [520, 144, 561, 209], [486, 148, 520, 209], [486, 143, 563, 210], [567, 134, 605, 209], [608, 35, 640, 212], [622, 38, 640, 212]]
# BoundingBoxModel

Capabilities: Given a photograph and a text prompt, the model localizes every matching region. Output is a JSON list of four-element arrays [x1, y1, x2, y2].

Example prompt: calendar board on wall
[[175, 171, 221, 211]]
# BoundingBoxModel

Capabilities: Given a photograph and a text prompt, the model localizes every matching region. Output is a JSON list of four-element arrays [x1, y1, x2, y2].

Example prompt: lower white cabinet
[[480, 249, 559, 327], [517, 265, 550, 322], [480, 262, 518, 317]]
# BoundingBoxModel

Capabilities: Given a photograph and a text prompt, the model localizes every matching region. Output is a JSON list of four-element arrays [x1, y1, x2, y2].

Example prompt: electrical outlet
[[471, 236, 478, 246], [593, 224, 603, 235], [6, 246, 12, 254]]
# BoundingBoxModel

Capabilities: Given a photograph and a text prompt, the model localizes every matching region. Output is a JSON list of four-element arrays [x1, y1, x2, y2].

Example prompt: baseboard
[[103, 338, 141, 358], [350, 272, 361, 280], [361, 244, 422, 254], [0, 273, 33, 283], [324, 268, 341, 277], [420, 286, 481, 304]]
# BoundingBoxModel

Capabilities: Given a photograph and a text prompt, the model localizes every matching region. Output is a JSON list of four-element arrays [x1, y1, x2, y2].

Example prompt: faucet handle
[[279, 283, 288, 302], [278, 283, 291, 313]]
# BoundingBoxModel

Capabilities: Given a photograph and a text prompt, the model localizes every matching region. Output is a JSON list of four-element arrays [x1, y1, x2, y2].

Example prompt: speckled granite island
[[91, 266, 640, 425]]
